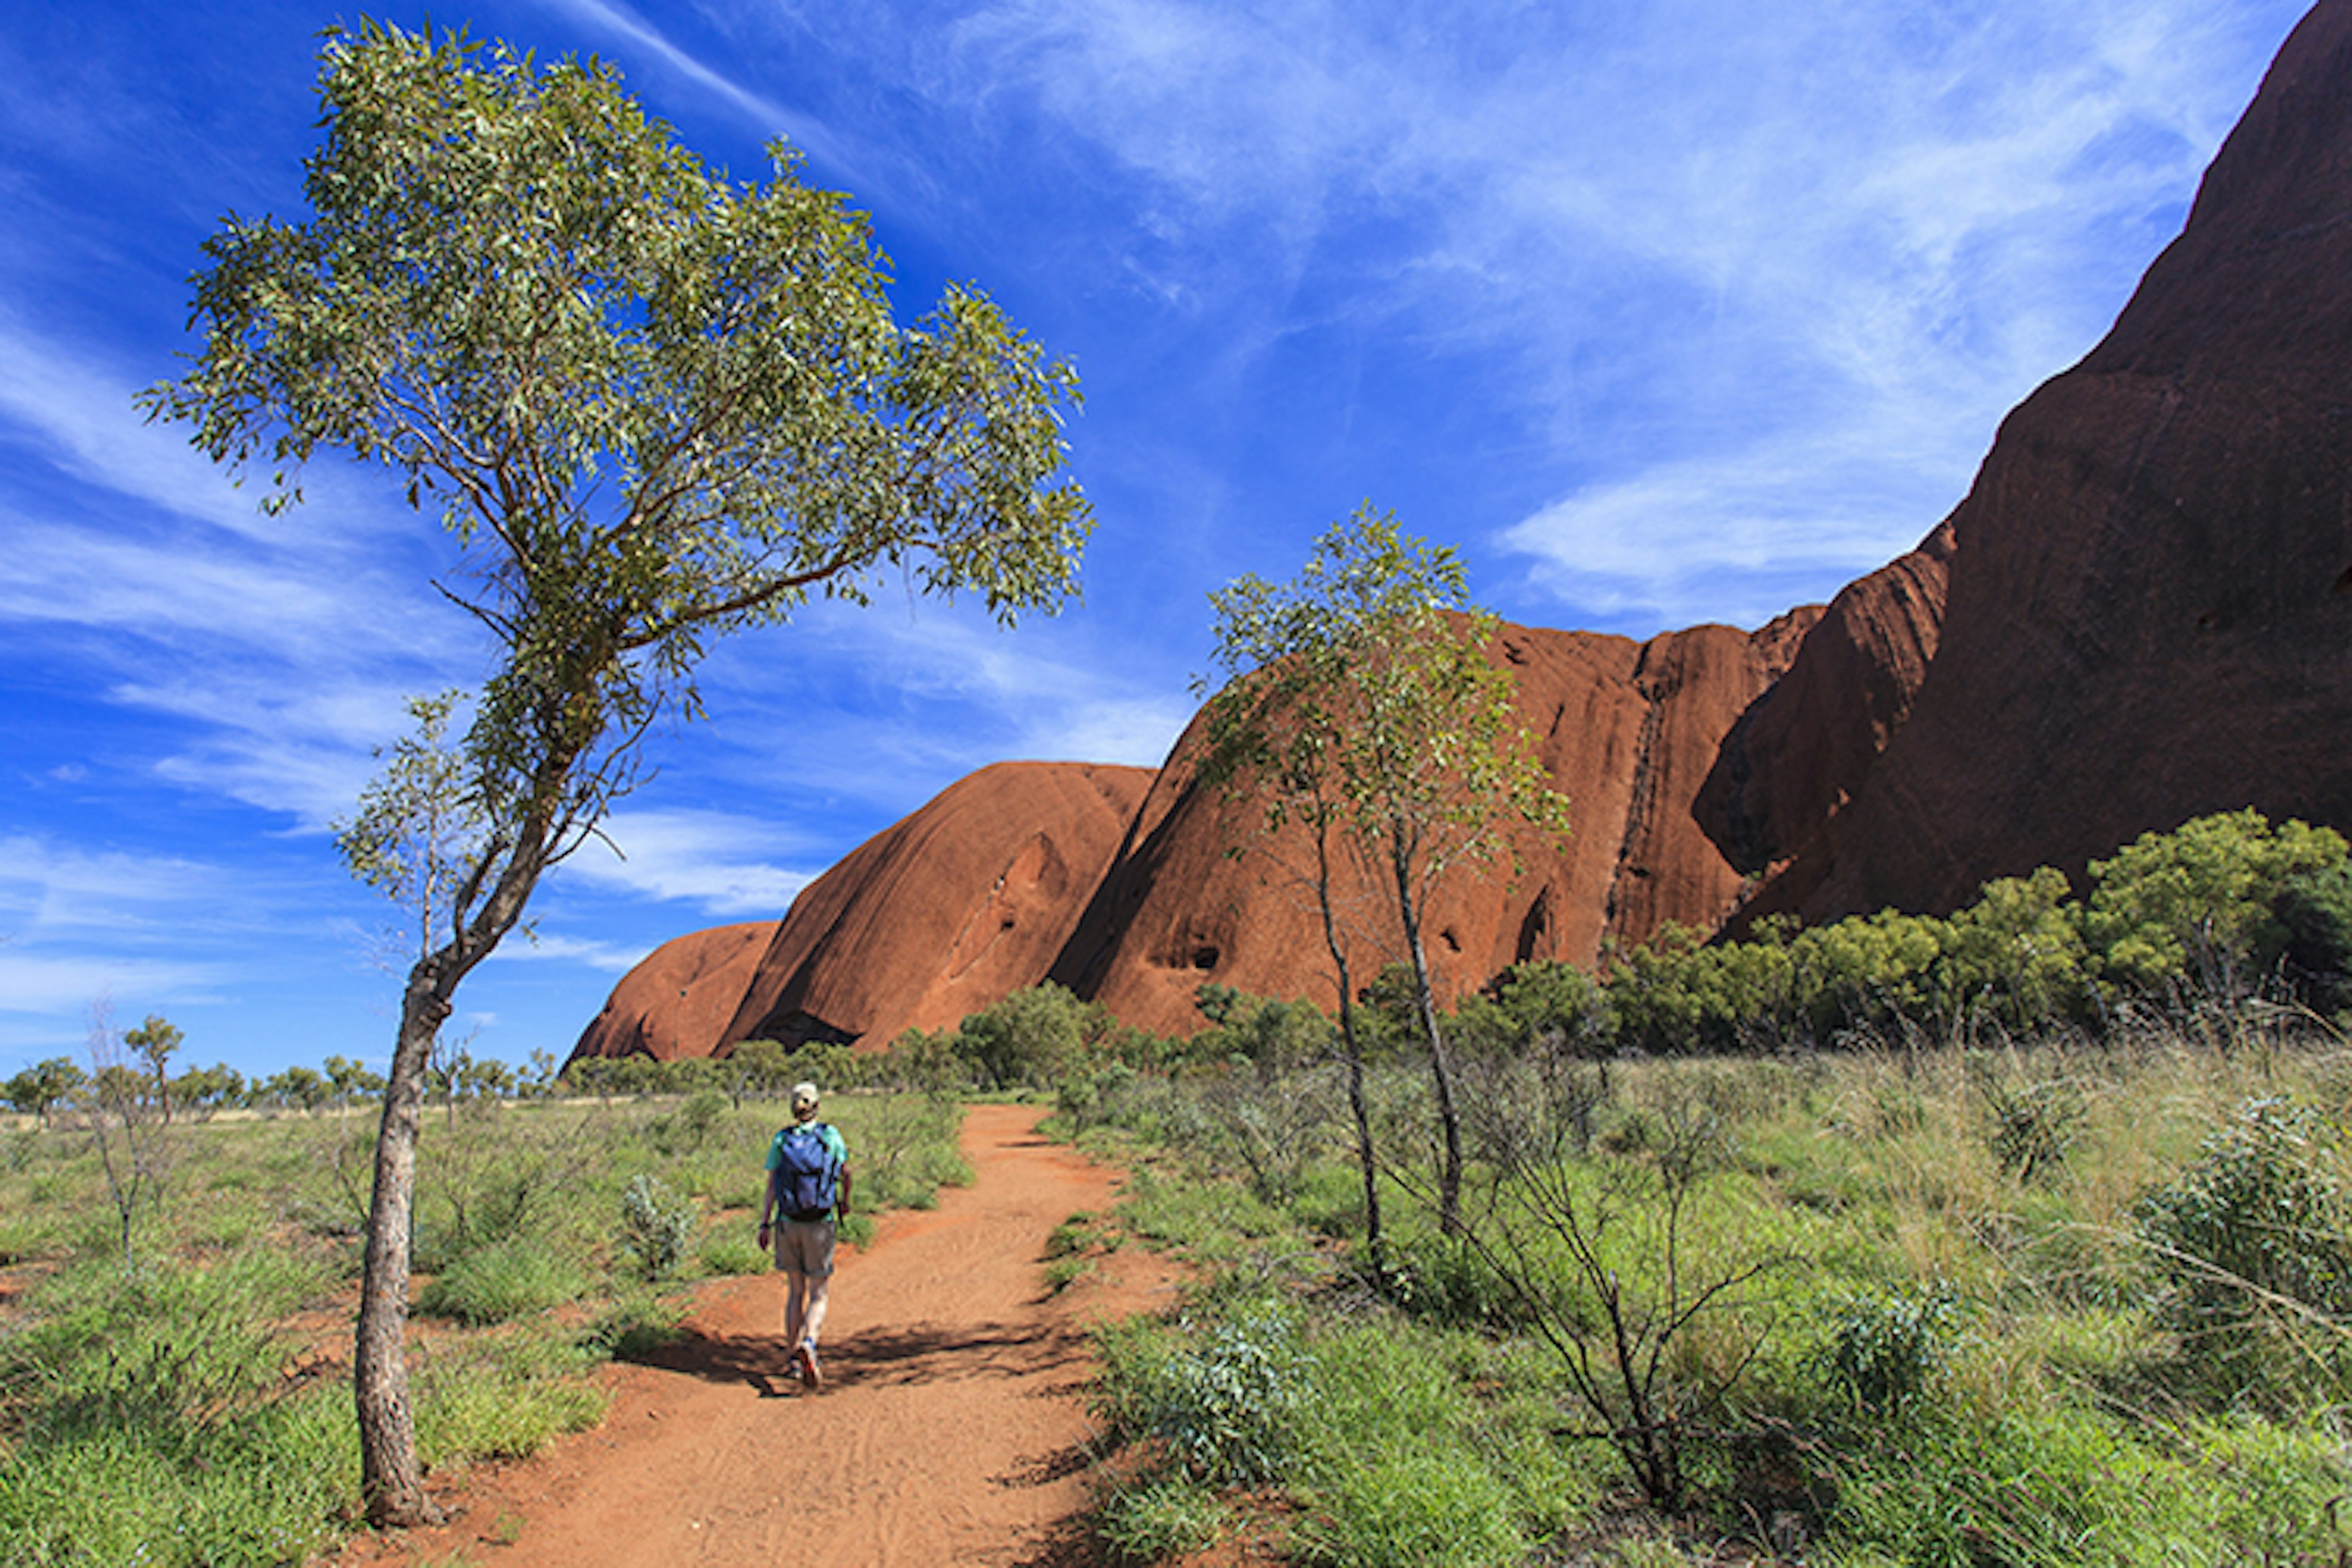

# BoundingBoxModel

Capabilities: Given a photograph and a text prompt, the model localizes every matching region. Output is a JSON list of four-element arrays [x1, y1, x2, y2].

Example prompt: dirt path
[[334, 1103, 1177, 1568]]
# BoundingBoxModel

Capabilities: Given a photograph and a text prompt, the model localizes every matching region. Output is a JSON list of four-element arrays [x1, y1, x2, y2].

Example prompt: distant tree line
[[2, 1036, 573, 1125]]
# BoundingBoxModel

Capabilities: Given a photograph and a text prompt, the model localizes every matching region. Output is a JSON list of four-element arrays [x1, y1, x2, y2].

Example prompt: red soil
[[329, 1103, 1180, 1568]]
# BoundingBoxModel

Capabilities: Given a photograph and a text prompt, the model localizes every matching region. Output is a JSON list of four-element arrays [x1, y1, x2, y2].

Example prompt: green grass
[[1072, 1032, 2352, 1565], [0, 1089, 970, 1564], [419, 1237, 591, 1325], [1096, 1472, 1230, 1562]]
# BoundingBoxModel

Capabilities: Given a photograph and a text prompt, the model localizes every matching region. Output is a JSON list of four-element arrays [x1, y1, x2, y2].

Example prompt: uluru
[[571, 3, 2352, 1068]]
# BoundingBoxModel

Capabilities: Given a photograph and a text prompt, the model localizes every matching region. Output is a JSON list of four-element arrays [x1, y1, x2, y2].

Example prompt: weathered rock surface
[[1757, 0, 2352, 921], [1049, 616, 1820, 1040], [570, 762, 1154, 1063], [1694, 522, 1954, 922], [570, 922, 782, 1063], [734, 761, 1155, 1054]]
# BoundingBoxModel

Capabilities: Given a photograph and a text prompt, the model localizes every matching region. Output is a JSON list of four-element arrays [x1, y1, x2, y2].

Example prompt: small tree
[[144, 22, 1090, 1525], [123, 1014, 184, 1125], [324, 1054, 386, 1118], [1200, 506, 1567, 1235], [169, 1061, 247, 1120], [83, 1003, 175, 1267], [1447, 1076, 1781, 1512], [263, 1065, 331, 1114], [4, 1057, 86, 1127]]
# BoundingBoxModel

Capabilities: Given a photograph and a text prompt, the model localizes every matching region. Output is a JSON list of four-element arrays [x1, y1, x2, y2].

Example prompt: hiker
[[757, 1080, 851, 1389]]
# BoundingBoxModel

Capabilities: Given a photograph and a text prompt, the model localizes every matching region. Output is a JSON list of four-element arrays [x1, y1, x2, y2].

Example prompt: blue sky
[[0, 0, 2312, 1079]]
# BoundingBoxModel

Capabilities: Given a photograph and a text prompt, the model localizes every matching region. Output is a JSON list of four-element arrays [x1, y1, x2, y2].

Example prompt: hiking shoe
[[796, 1343, 821, 1390]]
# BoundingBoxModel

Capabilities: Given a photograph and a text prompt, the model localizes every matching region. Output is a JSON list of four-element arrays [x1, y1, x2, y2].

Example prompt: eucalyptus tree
[[145, 21, 1090, 1524], [1200, 506, 1566, 1238], [123, 1013, 183, 1123]]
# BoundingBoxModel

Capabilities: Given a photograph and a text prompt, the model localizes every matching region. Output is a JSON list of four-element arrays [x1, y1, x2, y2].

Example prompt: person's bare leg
[[784, 1270, 809, 1366], [801, 1275, 831, 1350]]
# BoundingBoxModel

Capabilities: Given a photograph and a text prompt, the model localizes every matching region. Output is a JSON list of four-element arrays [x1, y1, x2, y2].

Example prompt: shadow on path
[[625, 1317, 1094, 1396]]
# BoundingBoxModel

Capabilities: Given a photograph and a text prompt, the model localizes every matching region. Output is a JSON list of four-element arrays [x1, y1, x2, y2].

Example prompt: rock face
[[1752, 0, 2352, 922], [571, 761, 1154, 1063], [1050, 617, 1820, 1038], [1694, 522, 1954, 922], [569, 616, 1833, 1058], [573, 5, 2352, 1061], [744, 762, 1160, 1055], [571, 922, 782, 1063]]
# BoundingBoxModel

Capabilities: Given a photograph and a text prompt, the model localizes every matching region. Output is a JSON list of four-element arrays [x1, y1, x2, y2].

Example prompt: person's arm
[[756, 1164, 778, 1240], [837, 1164, 853, 1221]]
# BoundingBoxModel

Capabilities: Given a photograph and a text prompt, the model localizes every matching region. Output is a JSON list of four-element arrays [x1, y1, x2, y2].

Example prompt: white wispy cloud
[[527, 0, 925, 207], [694, 599, 1194, 797], [792, 0, 2285, 626], [488, 932, 661, 973], [0, 319, 488, 829], [0, 835, 221, 936], [0, 312, 379, 548], [0, 839, 245, 1037], [554, 808, 815, 916], [0, 951, 220, 1020]]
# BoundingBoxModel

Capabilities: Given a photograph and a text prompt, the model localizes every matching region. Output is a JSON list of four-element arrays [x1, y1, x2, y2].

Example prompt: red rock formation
[[1694, 522, 1954, 922], [1050, 616, 1819, 1040], [685, 761, 1157, 1055], [570, 922, 780, 1063], [1760, 0, 2352, 921]]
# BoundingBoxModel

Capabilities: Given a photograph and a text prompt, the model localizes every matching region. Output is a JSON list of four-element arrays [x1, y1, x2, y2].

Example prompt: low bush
[[617, 1172, 701, 1283], [2135, 1094, 2352, 1403], [1136, 1306, 1310, 1485], [1811, 1285, 1962, 1419]]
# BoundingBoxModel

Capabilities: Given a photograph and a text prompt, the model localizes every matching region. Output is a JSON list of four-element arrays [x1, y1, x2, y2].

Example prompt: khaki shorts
[[773, 1216, 837, 1278]]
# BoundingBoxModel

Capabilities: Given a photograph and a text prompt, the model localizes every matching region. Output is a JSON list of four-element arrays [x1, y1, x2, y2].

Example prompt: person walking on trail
[[758, 1081, 851, 1390]]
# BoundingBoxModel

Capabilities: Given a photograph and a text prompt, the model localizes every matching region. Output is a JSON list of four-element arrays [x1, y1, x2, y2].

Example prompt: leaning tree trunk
[[1311, 843, 1384, 1276], [355, 962, 451, 1527], [1336, 1000, 1384, 1273], [1390, 839, 1464, 1235]]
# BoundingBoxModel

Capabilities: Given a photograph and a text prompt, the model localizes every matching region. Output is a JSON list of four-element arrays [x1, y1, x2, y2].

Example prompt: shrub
[[1812, 1286, 1961, 1418], [1981, 1072, 2086, 1183], [617, 1172, 700, 1283], [2275, 860, 2352, 1015], [649, 1088, 730, 1154], [2135, 1095, 2352, 1400], [1099, 1307, 1310, 1485]]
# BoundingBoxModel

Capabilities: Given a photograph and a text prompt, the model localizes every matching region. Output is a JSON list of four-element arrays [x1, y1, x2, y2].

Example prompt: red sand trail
[[328, 1102, 1177, 1568]]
